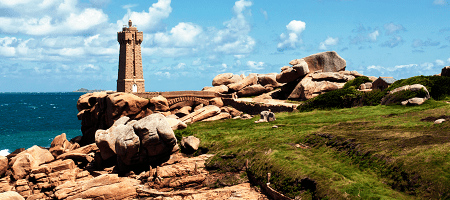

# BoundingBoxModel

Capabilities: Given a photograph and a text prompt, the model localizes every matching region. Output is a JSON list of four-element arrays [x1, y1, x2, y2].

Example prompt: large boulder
[[132, 113, 178, 159], [202, 112, 231, 122], [105, 93, 151, 127], [77, 92, 153, 146], [276, 60, 310, 83], [95, 116, 131, 160], [212, 73, 243, 86], [288, 75, 343, 100], [209, 97, 224, 108], [150, 95, 169, 112], [115, 124, 140, 166], [11, 153, 36, 180], [389, 84, 430, 99], [237, 84, 270, 97], [441, 66, 450, 77], [228, 74, 258, 91], [180, 136, 200, 152], [290, 51, 346, 73], [257, 73, 282, 87], [0, 156, 7, 177]]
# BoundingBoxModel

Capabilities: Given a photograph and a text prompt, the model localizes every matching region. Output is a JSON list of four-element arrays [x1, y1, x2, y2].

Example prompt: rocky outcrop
[[77, 92, 153, 145], [258, 73, 282, 87], [291, 51, 347, 73], [95, 114, 179, 171], [228, 74, 258, 91], [288, 72, 347, 100], [212, 73, 243, 86]]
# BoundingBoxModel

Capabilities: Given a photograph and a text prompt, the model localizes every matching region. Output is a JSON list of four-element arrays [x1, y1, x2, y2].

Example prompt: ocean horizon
[[0, 92, 85, 156]]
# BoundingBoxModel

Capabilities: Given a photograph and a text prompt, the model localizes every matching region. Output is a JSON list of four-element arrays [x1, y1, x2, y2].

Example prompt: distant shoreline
[[72, 88, 110, 93]]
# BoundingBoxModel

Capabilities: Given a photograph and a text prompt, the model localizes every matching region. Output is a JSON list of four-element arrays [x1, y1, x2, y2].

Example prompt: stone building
[[117, 20, 145, 93], [372, 77, 396, 90]]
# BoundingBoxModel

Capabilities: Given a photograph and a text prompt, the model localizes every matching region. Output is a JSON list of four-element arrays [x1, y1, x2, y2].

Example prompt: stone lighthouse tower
[[117, 20, 145, 93]]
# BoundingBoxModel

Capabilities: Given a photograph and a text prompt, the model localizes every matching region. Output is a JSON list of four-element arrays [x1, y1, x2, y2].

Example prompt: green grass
[[175, 99, 450, 199]]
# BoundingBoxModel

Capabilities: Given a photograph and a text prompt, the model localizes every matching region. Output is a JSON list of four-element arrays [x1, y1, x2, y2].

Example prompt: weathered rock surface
[[95, 116, 131, 160], [299, 51, 346, 73], [276, 65, 308, 83], [0, 191, 24, 200], [54, 174, 139, 200], [150, 95, 169, 112], [209, 97, 224, 108], [311, 72, 355, 82], [228, 74, 258, 91], [49, 133, 73, 157], [258, 73, 282, 87], [77, 92, 153, 145], [237, 84, 270, 97], [288, 74, 344, 100], [212, 73, 243, 86], [181, 136, 201, 152], [180, 105, 221, 123], [202, 112, 232, 122], [389, 84, 430, 99], [166, 117, 187, 130], [401, 97, 427, 106], [133, 113, 178, 159]]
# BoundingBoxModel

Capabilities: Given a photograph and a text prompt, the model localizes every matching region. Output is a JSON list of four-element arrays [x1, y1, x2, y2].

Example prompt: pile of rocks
[[0, 134, 267, 199], [76, 92, 246, 147], [207, 51, 376, 100]]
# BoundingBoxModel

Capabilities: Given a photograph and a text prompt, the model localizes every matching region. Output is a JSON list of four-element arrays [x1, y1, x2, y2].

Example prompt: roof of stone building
[[379, 77, 396, 84]]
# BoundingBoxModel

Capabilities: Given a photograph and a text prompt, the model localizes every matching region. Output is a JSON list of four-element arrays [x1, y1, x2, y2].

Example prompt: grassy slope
[[176, 100, 450, 199]]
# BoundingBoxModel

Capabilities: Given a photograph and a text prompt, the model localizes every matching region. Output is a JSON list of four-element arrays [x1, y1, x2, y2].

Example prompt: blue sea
[[0, 92, 85, 156]]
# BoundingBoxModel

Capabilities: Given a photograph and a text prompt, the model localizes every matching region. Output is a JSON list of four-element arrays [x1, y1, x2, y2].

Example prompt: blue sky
[[0, 0, 449, 92]]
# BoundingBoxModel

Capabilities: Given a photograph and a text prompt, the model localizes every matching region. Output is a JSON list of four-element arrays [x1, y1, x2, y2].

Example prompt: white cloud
[[154, 71, 171, 78], [277, 20, 306, 50], [436, 59, 445, 66], [368, 30, 379, 41], [433, 0, 447, 5], [117, 0, 172, 32], [246, 61, 264, 70], [448, 58, 450, 63], [152, 22, 203, 47], [318, 36, 339, 50], [384, 23, 405, 35]]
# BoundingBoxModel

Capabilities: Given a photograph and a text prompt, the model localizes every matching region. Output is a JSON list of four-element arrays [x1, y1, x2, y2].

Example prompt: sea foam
[[0, 149, 10, 157]]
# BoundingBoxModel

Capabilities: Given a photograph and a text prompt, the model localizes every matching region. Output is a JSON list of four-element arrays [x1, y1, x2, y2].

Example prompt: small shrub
[[298, 88, 362, 112], [386, 75, 450, 100], [356, 89, 386, 106], [381, 88, 428, 105], [343, 76, 372, 89]]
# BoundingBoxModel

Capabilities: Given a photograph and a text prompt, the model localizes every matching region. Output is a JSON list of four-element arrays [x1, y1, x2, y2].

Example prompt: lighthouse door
[[132, 84, 137, 93]]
